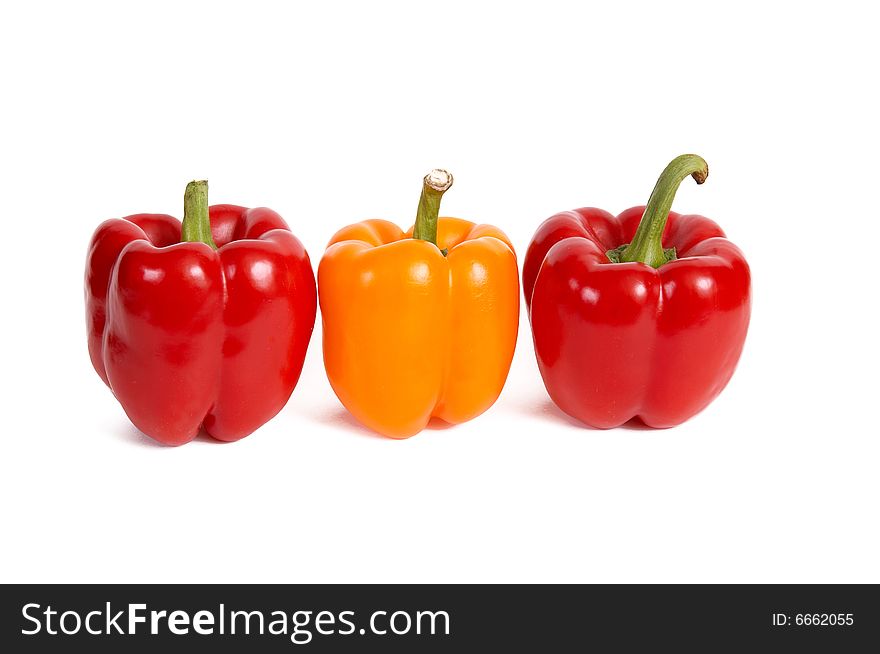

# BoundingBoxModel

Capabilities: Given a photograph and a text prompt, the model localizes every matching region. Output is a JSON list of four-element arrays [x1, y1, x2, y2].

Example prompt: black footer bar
[[2, 584, 877, 651]]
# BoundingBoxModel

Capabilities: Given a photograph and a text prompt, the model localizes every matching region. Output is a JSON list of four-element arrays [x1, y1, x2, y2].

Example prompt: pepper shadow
[[424, 417, 456, 431], [511, 394, 598, 430], [618, 418, 657, 431], [511, 390, 668, 433], [309, 407, 455, 439], [311, 407, 388, 441], [118, 421, 163, 448], [117, 421, 234, 448], [530, 398, 662, 432]]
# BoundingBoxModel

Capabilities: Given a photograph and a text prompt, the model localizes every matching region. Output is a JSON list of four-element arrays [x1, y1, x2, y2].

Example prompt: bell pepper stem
[[181, 180, 218, 249], [617, 154, 709, 268], [412, 169, 453, 249]]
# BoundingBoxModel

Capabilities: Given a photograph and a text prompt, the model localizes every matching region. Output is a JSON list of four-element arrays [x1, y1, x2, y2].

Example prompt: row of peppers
[[85, 155, 751, 445]]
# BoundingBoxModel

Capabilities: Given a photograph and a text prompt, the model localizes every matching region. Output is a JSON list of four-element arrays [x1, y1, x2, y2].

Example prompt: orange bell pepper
[[318, 170, 519, 438]]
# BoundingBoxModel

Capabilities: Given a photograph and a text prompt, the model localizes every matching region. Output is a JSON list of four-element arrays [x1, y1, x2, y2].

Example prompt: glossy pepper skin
[[85, 181, 316, 445], [523, 155, 750, 428], [318, 170, 519, 438]]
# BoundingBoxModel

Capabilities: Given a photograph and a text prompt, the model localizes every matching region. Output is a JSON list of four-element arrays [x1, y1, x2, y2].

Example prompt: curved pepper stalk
[[608, 154, 709, 268]]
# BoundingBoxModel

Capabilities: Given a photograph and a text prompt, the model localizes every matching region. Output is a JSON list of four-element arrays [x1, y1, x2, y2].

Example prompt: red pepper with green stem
[[523, 155, 751, 428], [85, 181, 316, 445]]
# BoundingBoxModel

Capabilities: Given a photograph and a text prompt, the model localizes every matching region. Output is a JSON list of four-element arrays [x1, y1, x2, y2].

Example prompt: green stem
[[180, 180, 217, 249], [412, 169, 453, 248], [616, 154, 708, 268]]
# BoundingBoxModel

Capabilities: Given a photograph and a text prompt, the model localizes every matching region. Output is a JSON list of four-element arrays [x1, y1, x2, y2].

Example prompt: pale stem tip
[[425, 169, 453, 192]]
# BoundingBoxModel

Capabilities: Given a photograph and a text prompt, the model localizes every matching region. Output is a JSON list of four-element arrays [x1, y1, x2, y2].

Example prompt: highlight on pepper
[[85, 180, 317, 446], [317, 169, 520, 438], [523, 154, 751, 429]]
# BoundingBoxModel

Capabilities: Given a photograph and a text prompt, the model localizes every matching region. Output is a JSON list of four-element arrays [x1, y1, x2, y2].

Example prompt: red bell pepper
[[523, 155, 751, 428], [85, 181, 316, 445]]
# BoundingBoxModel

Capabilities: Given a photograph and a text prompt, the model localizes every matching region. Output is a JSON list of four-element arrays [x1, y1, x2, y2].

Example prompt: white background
[[1, 1, 877, 583]]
